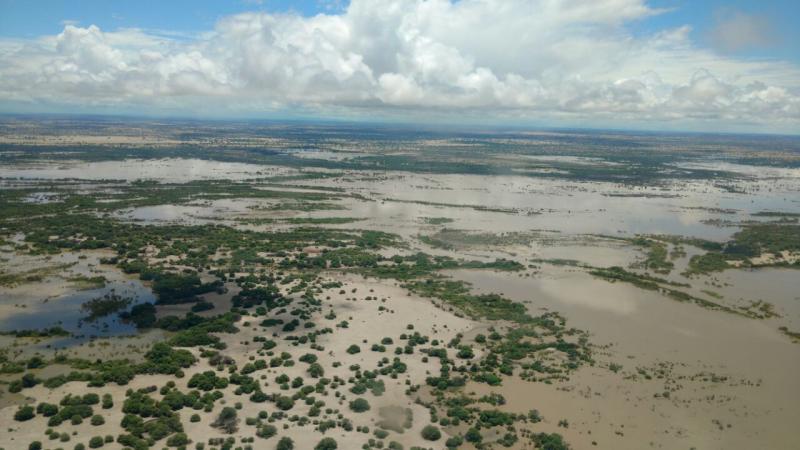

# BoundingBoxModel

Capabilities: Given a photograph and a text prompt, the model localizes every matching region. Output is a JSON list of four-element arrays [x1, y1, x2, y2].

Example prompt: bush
[[465, 427, 482, 443], [257, 424, 277, 439], [14, 405, 35, 421], [211, 407, 239, 434], [445, 436, 464, 448], [90, 414, 105, 426], [88, 436, 104, 448], [315, 437, 338, 450], [250, 390, 269, 403], [299, 353, 318, 363], [28, 442, 42, 450], [308, 362, 324, 378], [349, 398, 370, 413], [37, 402, 59, 417], [421, 425, 441, 441], [188, 371, 228, 391], [276, 436, 295, 450], [456, 346, 474, 359], [167, 432, 190, 446], [83, 393, 100, 405], [532, 432, 569, 450], [346, 345, 360, 354], [275, 395, 295, 411]]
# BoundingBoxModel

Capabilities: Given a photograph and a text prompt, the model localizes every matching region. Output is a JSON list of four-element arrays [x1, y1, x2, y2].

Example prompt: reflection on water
[[0, 279, 155, 338], [1, 158, 292, 181]]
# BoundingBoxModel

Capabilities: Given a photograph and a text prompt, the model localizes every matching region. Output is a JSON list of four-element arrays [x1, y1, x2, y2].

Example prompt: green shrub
[[465, 428, 482, 443], [315, 437, 338, 450], [14, 405, 35, 421], [349, 398, 370, 413], [88, 436, 104, 448], [276, 436, 295, 450], [257, 424, 277, 439], [421, 425, 441, 441]]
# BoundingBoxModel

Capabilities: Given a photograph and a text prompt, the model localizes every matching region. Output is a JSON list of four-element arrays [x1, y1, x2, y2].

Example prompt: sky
[[0, 0, 798, 133]]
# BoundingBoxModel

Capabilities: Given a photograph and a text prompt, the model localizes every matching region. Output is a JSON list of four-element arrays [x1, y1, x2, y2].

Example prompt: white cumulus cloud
[[0, 0, 798, 132]]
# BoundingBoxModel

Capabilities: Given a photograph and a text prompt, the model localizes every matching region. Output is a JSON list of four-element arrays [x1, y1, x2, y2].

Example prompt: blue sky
[[0, 0, 798, 133], [633, 0, 799, 62], [0, 0, 336, 36]]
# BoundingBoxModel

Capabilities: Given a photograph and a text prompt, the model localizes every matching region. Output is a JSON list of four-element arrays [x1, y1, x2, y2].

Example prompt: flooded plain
[[1, 146, 798, 450]]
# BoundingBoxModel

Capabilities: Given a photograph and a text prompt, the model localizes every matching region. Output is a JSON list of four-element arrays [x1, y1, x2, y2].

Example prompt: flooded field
[[0, 124, 798, 450]]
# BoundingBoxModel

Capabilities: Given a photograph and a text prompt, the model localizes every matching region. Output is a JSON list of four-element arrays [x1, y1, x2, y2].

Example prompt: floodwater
[[0, 251, 155, 339], [450, 267, 800, 450], [0, 158, 293, 181], [1, 154, 798, 449]]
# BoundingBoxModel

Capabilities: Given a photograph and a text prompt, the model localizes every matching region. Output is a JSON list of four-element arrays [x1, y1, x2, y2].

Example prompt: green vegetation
[[67, 275, 107, 290], [81, 293, 132, 321], [590, 266, 752, 317], [315, 437, 338, 450], [349, 397, 371, 413], [681, 224, 800, 274], [0, 263, 75, 287], [419, 229, 537, 250], [532, 432, 570, 450], [404, 278, 528, 322], [212, 407, 239, 433], [779, 326, 800, 343], [14, 405, 35, 421], [276, 437, 295, 450], [629, 237, 673, 274], [422, 217, 454, 225], [421, 425, 441, 441]]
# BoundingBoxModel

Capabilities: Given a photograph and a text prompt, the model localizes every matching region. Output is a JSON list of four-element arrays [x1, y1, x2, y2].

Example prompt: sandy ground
[[0, 272, 478, 450]]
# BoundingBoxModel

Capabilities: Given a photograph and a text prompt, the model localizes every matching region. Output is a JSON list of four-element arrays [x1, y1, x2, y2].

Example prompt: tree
[[299, 353, 318, 363], [532, 432, 570, 450], [14, 405, 35, 421], [211, 407, 239, 433], [37, 402, 59, 417], [421, 425, 441, 441], [445, 436, 464, 448], [315, 437, 338, 450], [456, 346, 474, 359], [465, 427, 482, 443], [250, 390, 269, 403], [308, 362, 325, 378], [349, 397, 370, 413], [166, 432, 189, 446], [257, 424, 277, 439], [275, 395, 295, 411], [276, 436, 295, 450]]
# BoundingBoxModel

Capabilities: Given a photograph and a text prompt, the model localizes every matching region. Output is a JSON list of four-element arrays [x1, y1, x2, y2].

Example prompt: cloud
[[709, 10, 774, 54], [0, 0, 798, 132]]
